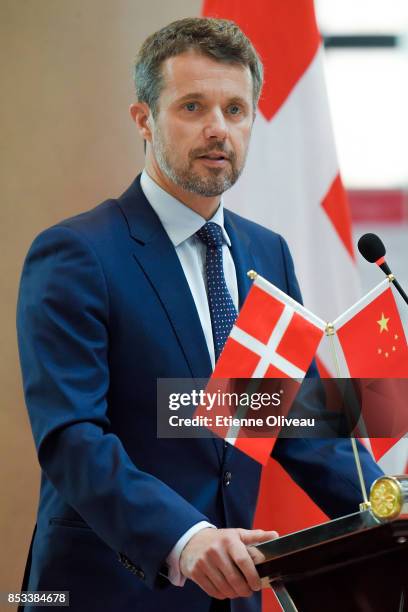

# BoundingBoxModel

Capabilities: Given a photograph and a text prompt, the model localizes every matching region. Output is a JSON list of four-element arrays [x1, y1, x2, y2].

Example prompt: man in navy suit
[[17, 17, 381, 612]]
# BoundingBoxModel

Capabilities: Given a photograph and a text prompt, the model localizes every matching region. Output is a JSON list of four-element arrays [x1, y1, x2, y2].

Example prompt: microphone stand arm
[[378, 261, 408, 306]]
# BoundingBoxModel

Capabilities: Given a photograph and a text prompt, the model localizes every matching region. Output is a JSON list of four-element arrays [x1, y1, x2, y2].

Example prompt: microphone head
[[357, 233, 386, 263]]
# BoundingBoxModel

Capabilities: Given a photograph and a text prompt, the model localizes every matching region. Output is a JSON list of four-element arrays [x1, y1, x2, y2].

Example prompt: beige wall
[[0, 0, 201, 601]]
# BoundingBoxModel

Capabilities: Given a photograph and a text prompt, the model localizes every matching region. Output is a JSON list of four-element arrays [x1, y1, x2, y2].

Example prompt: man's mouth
[[197, 152, 230, 164]]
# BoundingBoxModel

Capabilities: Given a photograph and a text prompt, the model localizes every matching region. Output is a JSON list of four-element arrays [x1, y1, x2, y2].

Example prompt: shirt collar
[[140, 169, 231, 248]]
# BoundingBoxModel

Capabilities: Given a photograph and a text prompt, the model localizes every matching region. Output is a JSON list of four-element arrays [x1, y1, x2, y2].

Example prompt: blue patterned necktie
[[196, 222, 238, 361]]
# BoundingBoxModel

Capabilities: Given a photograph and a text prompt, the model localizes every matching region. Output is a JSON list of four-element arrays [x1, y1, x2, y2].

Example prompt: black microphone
[[357, 233, 408, 306]]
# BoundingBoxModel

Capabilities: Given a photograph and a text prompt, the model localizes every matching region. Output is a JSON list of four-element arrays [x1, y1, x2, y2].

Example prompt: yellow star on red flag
[[377, 312, 389, 333]]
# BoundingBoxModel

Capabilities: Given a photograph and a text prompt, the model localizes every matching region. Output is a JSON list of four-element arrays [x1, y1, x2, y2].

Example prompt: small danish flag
[[196, 273, 326, 465]]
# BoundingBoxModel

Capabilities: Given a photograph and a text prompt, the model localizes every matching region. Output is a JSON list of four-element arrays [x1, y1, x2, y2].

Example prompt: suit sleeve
[[16, 225, 209, 588], [271, 235, 383, 518]]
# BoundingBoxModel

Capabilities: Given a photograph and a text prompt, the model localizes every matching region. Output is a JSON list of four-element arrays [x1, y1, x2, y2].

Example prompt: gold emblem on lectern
[[370, 476, 403, 520]]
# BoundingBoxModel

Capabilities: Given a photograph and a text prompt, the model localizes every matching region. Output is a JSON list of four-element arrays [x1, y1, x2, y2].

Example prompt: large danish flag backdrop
[[200, 2, 371, 609], [202, 0, 358, 336]]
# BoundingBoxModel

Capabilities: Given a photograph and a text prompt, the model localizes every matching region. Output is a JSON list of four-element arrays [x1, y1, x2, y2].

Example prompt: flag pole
[[325, 323, 370, 510]]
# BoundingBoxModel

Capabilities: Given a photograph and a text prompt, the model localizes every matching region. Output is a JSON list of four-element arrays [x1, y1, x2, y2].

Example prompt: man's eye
[[228, 105, 241, 115], [184, 102, 198, 111]]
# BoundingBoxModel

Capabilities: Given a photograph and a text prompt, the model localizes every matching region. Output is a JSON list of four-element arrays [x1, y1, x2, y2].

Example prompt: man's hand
[[179, 527, 278, 600]]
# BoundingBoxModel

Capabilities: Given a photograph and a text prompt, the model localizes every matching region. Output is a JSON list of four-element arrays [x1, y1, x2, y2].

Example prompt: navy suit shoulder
[[29, 198, 126, 257]]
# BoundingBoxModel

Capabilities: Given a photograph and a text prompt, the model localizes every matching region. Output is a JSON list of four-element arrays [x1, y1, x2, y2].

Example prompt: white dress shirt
[[140, 170, 239, 586]]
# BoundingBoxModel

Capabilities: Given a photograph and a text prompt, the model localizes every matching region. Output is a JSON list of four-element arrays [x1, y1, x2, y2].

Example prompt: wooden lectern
[[255, 476, 408, 612]]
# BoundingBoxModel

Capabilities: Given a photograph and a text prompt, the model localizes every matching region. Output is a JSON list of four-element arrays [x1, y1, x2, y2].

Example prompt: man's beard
[[153, 127, 245, 197]]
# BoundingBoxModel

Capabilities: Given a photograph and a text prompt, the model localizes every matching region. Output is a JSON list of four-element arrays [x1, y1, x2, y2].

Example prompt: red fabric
[[253, 456, 328, 531], [202, 0, 320, 120], [264, 363, 289, 378], [215, 282, 324, 382], [337, 287, 408, 459], [321, 174, 355, 260], [237, 286, 285, 344], [370, 438, 400, 462], [337, 288, 408, 379], [275, 311, 324, 371], [254, 458, 328, 610], [234, 437, 276, 466], [213, 338, 261, 378], [197, 282, 324, 464], [202, 1, 353, 284]]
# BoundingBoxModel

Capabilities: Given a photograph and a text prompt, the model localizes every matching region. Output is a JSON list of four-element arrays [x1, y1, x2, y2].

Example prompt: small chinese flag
[[334, 280, 408, 459], [195, 274, 326, 464], [335, 282, 408, 378]]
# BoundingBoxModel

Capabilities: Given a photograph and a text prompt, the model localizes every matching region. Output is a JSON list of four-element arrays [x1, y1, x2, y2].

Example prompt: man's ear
[[130, 102, 153, 143]]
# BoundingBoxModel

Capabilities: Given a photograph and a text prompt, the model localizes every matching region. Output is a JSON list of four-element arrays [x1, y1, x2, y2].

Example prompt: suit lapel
[[117, 176, 212, 379]]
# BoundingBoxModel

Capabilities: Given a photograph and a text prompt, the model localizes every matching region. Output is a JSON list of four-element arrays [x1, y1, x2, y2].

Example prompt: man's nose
[[203, 108, 227, 140]]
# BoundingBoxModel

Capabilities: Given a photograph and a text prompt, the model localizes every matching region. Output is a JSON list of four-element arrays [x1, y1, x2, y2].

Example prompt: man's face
[[149, 50, 254, 197]]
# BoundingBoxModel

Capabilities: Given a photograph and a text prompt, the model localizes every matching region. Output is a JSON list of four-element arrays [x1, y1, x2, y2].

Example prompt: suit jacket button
[[223, 471, 232, 486]]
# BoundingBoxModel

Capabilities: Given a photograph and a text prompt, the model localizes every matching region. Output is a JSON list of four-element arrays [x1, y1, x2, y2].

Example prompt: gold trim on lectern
[[370, 476, 403, 520]]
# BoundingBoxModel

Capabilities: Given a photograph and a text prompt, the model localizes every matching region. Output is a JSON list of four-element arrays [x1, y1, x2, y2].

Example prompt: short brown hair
[[133, 17, 263, 117]]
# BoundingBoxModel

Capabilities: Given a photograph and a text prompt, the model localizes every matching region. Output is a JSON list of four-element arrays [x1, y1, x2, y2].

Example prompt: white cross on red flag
[[213, 275, 325, 380], [194, 274, 325, 464]]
